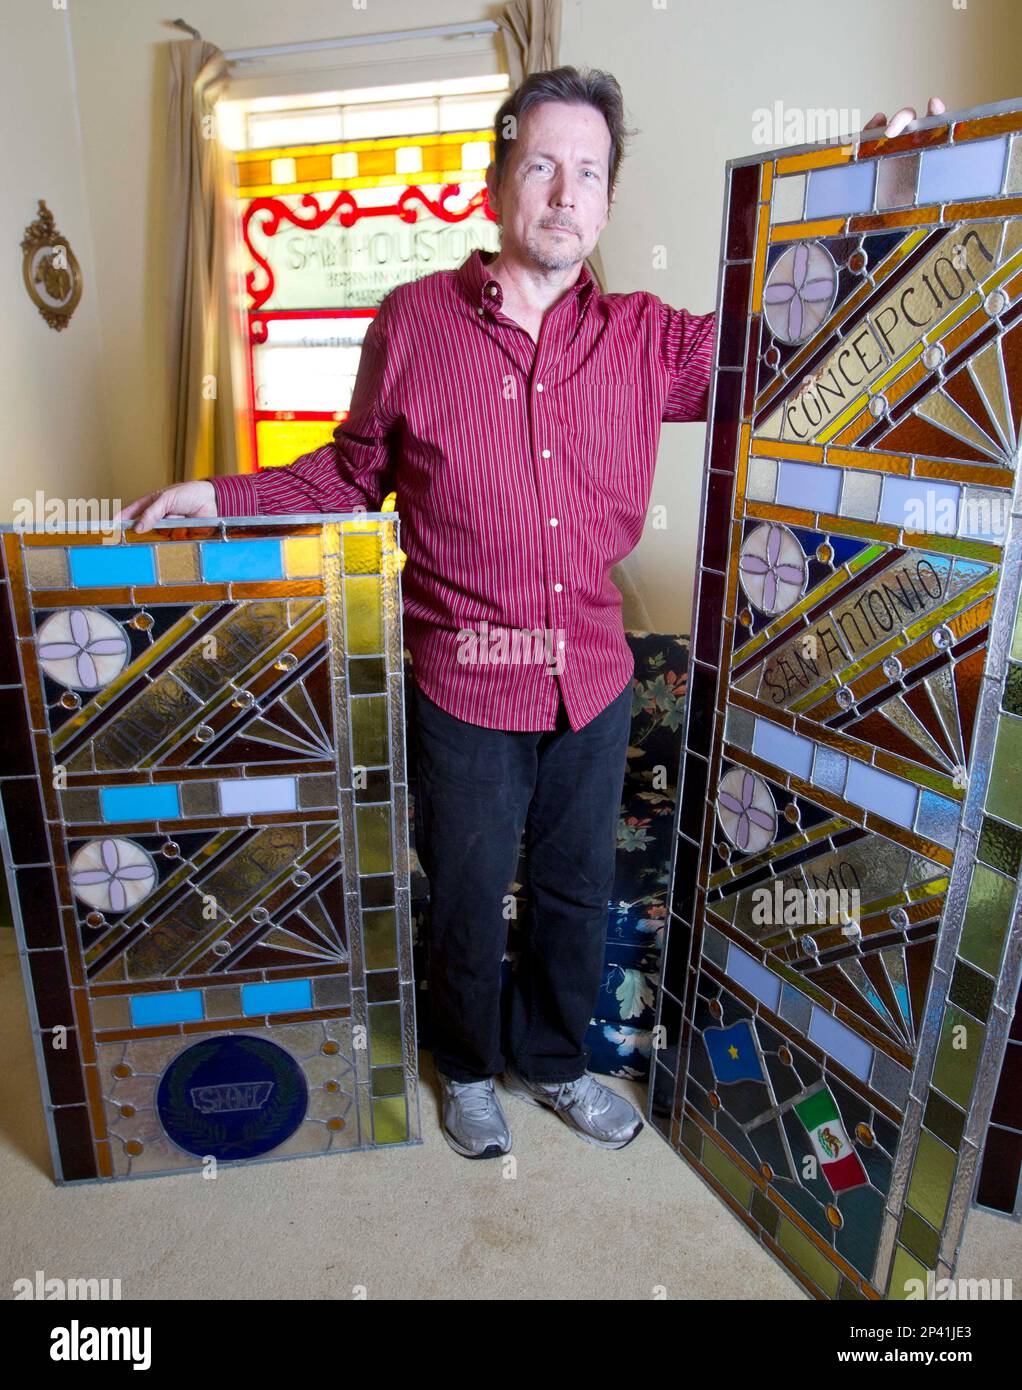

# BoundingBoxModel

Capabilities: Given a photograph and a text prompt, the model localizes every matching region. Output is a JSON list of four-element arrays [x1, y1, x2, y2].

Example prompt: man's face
[[486, 100, 615, 272]]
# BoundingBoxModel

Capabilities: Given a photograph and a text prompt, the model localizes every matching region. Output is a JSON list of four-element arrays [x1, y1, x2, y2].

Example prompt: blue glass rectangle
[[917, 138, 1007, 203], [844, 760, 917, 828], [200, 540, 283, 582], [69, 545, 156, 588], [879, 476, 959, 534], [241, 979, 314, 1016], [777, 461, 842, 514], [809, 1006, 873, 1081], [751, 718, 814, 779], [219, 777, 296, 815], [805, 161, 875, 217], [99, 784, 181, 822], [129, 990, 204, 1026], [726, 943, 781, 1011]]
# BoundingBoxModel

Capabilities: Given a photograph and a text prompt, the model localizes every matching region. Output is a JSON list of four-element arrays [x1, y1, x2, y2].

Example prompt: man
[[120, 69, 944, 1160]]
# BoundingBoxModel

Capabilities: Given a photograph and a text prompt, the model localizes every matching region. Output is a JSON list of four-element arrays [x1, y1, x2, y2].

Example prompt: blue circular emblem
[[157, 1035, 308, 1160]]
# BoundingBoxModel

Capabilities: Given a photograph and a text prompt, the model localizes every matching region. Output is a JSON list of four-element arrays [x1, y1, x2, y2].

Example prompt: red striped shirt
[[213, 248, 717, 731]]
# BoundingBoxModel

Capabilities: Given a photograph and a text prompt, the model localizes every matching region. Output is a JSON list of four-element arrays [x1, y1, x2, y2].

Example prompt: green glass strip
[[355, 802, 392, 875], [368, 1001, 403, 1066], [372, 1095, 408, 1144], [931, 1005, 986, 1107], [958, 863, 1016, 974], [1002, 661, 1022, 717], [372, 1064, 405, 1096], [362, 908, 398, 970], [949, 960, 996, 1021], [906, 1127, 957, 1229], [888, 1244, 930, 1300], [923, 1090, 966, 1151], [751, 1187, 779, 1237], [680, 1117, 703, 1158], [900, 1207, 942, 1268], [977, 816, 1022, 877], [986, 713, 1022, 828], [777, 1219, 841, 1298], [1012, 587, 1022, 662], [702, 1137, 755, 1206]]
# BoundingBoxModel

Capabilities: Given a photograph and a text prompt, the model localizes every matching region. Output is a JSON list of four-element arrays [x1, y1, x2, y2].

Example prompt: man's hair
[[491, 65, 636, 195]]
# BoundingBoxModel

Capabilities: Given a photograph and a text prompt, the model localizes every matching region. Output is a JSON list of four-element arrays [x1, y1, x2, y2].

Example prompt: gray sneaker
[[501, 1063, 643, 1149], [439, 1074, 512, 1159]]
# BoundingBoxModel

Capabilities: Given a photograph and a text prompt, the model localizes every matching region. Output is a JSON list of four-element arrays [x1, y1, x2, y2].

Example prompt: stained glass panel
[[236, 121, 501, 471], [0, 516, 418, 1182], [651, 96, 1022, 1298]]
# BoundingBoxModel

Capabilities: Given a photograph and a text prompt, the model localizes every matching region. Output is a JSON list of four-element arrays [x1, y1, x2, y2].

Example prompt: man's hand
[[868, 96, 947, 139], [113, 480, 218, 532]]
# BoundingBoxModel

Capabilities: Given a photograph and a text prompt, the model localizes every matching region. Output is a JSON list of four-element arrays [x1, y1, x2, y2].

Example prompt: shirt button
[[476, 307, 484, 315], [554, 583, 563, 591], [550, 517, 559, 526], [557, 640, 565, 648], [487, 284, 498, 296], [542, 448, 551, 458], [536, 383, 544, 392]]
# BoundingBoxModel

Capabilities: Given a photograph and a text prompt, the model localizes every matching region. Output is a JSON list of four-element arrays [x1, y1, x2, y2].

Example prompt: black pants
[[409, 673, 633, 1084]]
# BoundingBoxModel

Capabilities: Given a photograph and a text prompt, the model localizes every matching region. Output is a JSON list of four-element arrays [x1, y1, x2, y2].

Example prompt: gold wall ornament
[[21, 200, 82, 331]]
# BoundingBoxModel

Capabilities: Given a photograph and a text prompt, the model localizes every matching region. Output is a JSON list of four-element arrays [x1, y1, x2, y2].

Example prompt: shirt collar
[[458, 248, 597, 318]]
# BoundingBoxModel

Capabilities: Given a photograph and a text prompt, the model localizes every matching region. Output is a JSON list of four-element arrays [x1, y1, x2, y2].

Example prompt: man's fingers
[[866, 99, 946, 143], [885, 106, 917, 138], [133, 498, 168, 533], [112, 495, 153, 523]]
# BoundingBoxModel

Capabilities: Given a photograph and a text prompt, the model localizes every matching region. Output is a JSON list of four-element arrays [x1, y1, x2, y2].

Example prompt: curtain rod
[[217, 20, 500, 64]]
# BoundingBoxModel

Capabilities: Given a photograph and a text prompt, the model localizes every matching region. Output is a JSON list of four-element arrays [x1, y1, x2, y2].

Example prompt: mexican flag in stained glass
[[793, 1086, 868, 1194]]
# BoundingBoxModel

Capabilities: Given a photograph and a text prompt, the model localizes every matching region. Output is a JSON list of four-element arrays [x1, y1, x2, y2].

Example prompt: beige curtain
[[166, 38, 249, 483], [497, 1, 652, 630]]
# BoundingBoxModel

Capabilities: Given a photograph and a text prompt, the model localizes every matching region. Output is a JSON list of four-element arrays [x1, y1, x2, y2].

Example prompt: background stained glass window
[[227, 79, 507, 472], [0, 516, 418, 1182], [650, 95, 1022, 1299]]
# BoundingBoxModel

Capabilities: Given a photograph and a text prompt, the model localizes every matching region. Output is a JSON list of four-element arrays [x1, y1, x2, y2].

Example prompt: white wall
[[9, 0, 1022, 636], [0, 1, 111, 521], [562, 0, 1022, 631]]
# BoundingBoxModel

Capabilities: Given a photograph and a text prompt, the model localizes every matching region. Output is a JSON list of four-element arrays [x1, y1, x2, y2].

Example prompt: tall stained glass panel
[[651, 96, 1022, 1298], [0, 516, 418, 1182]]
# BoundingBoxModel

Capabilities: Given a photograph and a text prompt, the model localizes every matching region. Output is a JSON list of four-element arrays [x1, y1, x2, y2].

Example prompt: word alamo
[[751, 883, 861, 927], [51, 1320, 151, 1370], [12, 492, 124, 538], [456, 621, 566, 674]]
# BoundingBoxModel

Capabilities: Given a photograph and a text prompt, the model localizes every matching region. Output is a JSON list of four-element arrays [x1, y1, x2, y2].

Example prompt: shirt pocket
[[572, 381, 636, 479]]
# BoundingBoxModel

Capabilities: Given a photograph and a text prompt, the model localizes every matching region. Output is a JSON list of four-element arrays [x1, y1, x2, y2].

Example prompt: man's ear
[[485, 160, 500, 218]]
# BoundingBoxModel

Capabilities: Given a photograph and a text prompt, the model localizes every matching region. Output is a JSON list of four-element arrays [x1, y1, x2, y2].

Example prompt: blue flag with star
[[704, 1020, 765, 1085]]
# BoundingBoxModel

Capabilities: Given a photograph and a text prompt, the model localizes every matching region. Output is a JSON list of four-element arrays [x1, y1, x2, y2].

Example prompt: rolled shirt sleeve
[[659, 302, 717, 424]]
